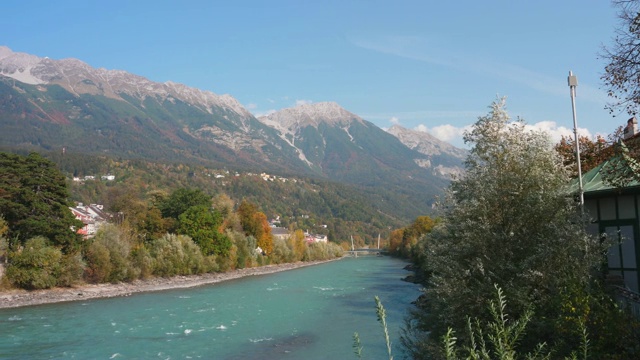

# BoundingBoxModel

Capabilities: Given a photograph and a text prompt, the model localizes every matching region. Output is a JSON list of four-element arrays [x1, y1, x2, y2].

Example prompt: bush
[[306, 242, 344, 261], [148, 233, 206, 277], [6, 237, 63, 289], [405, 99, 605, 357], [130, 245, 153, 280], [270, 238, 294, 264], [57, 253, 85, 287], [84, 241, 111, 283], [83, 224, 134, 283]]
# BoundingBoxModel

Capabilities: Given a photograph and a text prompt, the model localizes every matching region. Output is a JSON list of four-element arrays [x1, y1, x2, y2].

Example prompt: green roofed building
[[577, 141, 640, 293]]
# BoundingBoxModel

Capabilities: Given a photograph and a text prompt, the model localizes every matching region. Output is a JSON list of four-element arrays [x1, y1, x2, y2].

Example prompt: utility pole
[[568, 71, 584, 207]]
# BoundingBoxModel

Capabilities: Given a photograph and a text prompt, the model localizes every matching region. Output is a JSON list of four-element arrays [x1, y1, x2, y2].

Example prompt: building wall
[[585, 193, 640, 292]]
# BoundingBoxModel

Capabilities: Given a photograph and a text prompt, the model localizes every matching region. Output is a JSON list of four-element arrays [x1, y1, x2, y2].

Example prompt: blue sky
[[2, 1, 620, 147]]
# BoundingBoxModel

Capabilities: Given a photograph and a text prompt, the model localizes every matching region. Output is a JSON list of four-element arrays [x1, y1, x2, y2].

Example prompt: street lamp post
[[568, 71, 584, 207]]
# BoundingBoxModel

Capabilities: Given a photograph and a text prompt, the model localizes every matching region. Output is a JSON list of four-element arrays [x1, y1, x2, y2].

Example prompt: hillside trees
[[403, 99, 604, 358], [0, 152, 83, 252]]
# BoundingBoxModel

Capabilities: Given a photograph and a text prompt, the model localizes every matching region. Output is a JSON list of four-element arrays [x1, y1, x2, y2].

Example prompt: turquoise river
[[0, 256, 422, 359]]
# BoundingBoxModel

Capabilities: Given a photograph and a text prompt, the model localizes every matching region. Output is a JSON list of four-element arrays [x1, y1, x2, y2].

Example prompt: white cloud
[[425, 124, 470, 141], [390, 116, 400, 125], [525, 121, 592, 143], [414, 124, 472, 147], [414, 120, 594, 149], [295, 99, 313, 106], [245, 103, 257, 110]]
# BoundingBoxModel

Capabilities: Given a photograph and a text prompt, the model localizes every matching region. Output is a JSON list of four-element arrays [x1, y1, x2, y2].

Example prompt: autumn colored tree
[[554, 134, 611, 177], [388, 228, 404, 253], [253, 211, 274, 255], [237, 200, 273, 255], [387, 216, 436, 258], [288, 229, 307, 261]]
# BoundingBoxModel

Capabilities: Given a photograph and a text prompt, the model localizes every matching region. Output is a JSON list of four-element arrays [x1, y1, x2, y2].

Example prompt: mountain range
[[0, 46, 466, 218]]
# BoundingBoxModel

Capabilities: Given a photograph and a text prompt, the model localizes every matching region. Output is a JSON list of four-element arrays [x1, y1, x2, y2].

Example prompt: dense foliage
[[401, 99, 625, 358], [0, 151, 344, 290], [554, 134, 612, 178], [0, 152, 83, 252], [22, 148, 409, 245]]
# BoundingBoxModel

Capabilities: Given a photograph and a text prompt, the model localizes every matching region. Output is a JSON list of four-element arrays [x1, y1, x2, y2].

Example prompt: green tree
[[159, 188, 211, 220], [178, 205, 231, 256], [405, 99, 603, 358], [0, 152, 83, 252]]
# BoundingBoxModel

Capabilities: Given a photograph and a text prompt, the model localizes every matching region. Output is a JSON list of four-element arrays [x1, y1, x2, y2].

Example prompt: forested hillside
[[21, 149, 418, 245]]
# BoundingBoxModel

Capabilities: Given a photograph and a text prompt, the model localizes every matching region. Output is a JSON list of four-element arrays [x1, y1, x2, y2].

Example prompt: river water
[[0, 256, 422, 359]]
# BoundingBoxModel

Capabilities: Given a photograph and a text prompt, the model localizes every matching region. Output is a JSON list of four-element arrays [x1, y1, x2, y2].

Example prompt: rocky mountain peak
[[0, 46, 251, 118], [258, 101, 363, 130], [387, 124, 466, 159]]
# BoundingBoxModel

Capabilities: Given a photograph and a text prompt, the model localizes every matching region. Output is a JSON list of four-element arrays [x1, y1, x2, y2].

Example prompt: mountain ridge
[[0, 46, 466, 219], [386, 124, 466, 178]]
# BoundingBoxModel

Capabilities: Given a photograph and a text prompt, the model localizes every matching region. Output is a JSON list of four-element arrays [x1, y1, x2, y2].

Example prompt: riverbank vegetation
[[389, 99, 640, 359], [0, 152, 343, 290]]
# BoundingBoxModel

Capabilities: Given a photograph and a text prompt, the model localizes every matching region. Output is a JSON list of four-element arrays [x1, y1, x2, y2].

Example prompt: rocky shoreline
[[0, 259, 338, 309]]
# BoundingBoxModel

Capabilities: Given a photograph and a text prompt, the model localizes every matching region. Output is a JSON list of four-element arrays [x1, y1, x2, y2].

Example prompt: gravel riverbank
[[0, 259, 339, 309]]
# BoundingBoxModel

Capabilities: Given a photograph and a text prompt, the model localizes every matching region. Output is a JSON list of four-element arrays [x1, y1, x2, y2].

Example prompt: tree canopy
[[158, 187, 211, 220], [0, 152, 83, 252], [405, 99, 603, 358], [178, 205, 231, 256]]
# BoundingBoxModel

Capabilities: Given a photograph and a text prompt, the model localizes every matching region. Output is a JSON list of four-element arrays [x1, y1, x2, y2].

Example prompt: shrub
[[148, 233, 206, 276], [228, 231, 257, 269], [56, 253, 84, 287], [270, 238, 293, 264], [84, 224, 134, 283], [6, 236, 62, 289], [84, 241, 111, 283], [130, 245, 153, 279], [405, 99, 604, 357]]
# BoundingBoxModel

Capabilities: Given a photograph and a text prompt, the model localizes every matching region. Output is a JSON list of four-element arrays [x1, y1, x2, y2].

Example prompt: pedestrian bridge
[[344, 249, 385, 257]]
